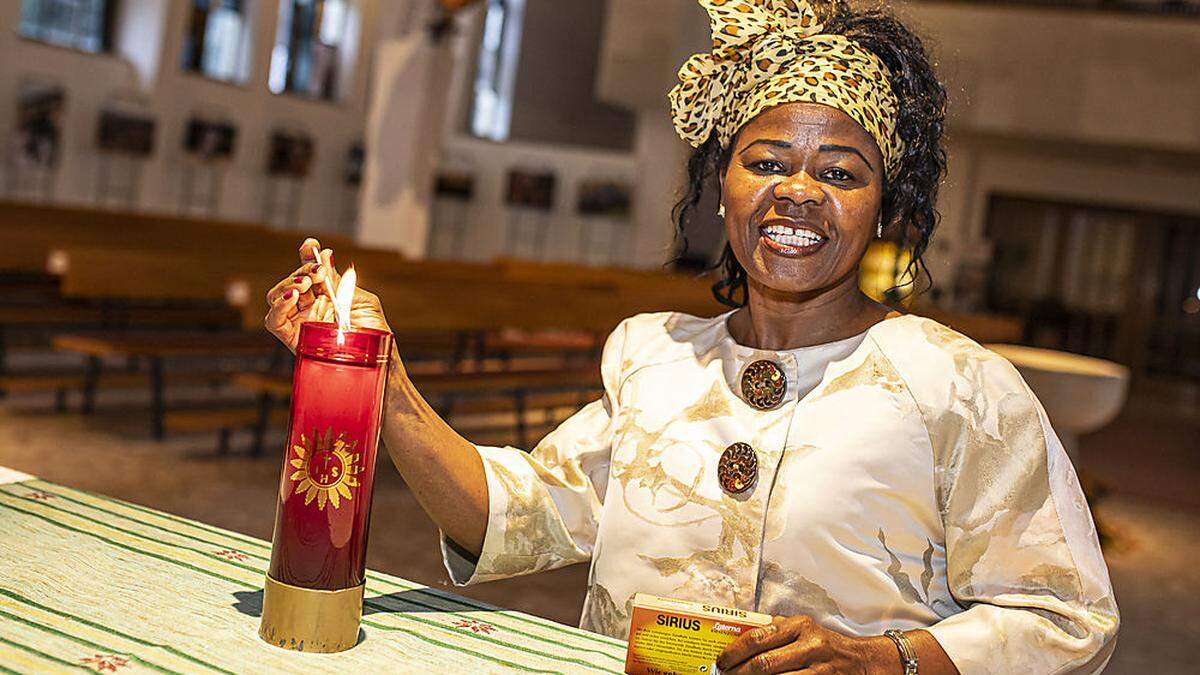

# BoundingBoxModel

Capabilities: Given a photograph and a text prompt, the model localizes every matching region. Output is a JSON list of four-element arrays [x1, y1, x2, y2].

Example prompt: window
[[465, 0, 634, 149], [268, 0, 355, 100], [18, 0, 115, 53], [470, 0, 525, 142], [181, 0, 250, 83]]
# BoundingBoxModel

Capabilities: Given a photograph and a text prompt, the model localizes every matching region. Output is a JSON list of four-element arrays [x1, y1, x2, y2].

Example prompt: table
[[0, 469, 626, 674], [52, 332, 279, 440]]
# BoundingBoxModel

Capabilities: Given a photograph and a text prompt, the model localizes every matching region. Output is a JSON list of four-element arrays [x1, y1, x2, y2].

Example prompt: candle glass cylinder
[[259, 322, 391, 653]]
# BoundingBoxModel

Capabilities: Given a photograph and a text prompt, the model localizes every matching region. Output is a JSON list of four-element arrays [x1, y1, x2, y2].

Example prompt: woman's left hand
[[716, 615, 895, 674]]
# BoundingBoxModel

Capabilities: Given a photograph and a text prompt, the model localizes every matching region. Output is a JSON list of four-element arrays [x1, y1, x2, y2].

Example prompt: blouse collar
[[710, 308, 883, 408]]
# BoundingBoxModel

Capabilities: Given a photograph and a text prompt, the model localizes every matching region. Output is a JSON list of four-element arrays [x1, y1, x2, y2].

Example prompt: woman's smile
[[758, 218, 829, 258]]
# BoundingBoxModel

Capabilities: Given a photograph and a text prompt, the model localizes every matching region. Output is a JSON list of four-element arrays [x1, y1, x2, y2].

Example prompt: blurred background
[[0, 0, 1197, 671]]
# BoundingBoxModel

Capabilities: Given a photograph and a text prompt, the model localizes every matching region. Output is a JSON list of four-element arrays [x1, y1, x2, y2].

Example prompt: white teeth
[[762, 224, 824, 247], [763, 227, 823, 248]]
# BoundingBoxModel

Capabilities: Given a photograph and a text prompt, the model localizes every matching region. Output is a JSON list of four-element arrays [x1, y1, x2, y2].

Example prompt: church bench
[[231, 365, 602, 454], [162, 406, 290, 455], [0, 368, 243, 411], [0, 299, 243, 384], [913, 306, 1025, 344], [168, 386, 600, 456], [51, 331, 281, 439]]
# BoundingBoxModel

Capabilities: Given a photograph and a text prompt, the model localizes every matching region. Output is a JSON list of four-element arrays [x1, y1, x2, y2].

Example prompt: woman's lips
[[758, 224, 828, 258]]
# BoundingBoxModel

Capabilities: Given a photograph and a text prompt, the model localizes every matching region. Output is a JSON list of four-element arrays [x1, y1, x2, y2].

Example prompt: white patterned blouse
[[441, 310, 1119, 674]]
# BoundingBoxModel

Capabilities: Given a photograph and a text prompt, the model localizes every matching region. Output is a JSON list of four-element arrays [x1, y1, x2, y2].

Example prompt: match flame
[[334, 266, 356, 334]]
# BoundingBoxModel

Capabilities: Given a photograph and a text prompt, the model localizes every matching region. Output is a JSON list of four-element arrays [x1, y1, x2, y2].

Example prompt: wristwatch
[[884, 629, 919, 675]]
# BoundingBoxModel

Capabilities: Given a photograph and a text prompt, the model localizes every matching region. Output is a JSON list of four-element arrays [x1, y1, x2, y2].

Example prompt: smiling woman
[[674, 1, 947, 315], [265, 2, 1119, 673]]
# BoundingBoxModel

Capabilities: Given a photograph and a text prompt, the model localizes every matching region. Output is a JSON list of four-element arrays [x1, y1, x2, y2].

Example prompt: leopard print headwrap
[[669, 0, 904, 181]]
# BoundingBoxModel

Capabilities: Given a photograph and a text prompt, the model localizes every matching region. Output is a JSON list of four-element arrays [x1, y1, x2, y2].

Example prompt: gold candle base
[[259, 576, 365, 653]]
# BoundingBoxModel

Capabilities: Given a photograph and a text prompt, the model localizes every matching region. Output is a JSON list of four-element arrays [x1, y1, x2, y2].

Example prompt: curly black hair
[[672, 0, 948, 308]]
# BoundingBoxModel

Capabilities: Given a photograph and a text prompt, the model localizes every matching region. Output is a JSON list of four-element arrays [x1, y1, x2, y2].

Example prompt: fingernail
[[293, 276, 304, 283], [312, 265, 322, 274], [285, 289, 295, 300]]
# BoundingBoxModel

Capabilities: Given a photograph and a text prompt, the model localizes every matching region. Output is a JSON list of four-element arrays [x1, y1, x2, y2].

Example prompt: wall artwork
[[506, 169, 556, 210], [96, 110, 156, 156], [267, 131, 315, 178], [13, 83, 65, 170], [429, 170, 476, 259], [577, 180, 631, 217], [184, 118, 237, 161], [179, 117, 236, 215], [435, 171, 475, 201], [345, 143, 365, 186]]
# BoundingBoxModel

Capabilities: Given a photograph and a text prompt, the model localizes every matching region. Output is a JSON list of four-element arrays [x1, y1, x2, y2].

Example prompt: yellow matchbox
[[624, 593, 773, 675]]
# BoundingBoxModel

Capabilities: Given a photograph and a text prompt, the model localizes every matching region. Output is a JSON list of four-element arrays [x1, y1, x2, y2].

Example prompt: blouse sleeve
[[440, 319, 628, 585], [923, 356, 1120, 674]]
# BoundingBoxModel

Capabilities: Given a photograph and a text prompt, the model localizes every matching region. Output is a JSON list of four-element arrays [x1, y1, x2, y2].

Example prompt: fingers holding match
[[264, 237, 342, 348], [314, 247, 338, 291], [266, 261, 321, 305], [265, 288, 301, 349], [291, 237, 341, 324], [291, 273, 313, 295], [299, 238, 323, 264]]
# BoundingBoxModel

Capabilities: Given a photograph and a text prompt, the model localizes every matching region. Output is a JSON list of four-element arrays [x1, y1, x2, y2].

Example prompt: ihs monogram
[[289, 428, 362, 510]]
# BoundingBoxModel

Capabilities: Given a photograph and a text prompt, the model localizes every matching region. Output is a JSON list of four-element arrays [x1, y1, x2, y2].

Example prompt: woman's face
[[721, 102, 885, 296]]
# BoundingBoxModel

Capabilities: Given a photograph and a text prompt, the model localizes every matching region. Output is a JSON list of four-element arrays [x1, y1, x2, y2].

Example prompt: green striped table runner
[[0, 471, 626, 674]]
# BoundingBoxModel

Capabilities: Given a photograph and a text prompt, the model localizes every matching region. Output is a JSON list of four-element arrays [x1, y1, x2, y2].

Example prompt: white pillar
[[357, 25, 457, 256], [597, 0, 706, 270], [628, 111, 690, 269]]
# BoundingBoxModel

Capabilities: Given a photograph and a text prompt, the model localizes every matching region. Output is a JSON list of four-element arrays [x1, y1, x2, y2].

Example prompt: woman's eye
[[751, 160, 786, 173], [822, 167, 855, 182]]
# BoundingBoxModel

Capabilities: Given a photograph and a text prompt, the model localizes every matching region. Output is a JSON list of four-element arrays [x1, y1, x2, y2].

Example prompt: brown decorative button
[[741, 360, 787, 410], [718, 442, 758, 494]]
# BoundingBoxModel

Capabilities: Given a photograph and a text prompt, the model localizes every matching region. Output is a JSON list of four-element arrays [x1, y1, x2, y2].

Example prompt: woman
[[266, 1, 1118, 672]]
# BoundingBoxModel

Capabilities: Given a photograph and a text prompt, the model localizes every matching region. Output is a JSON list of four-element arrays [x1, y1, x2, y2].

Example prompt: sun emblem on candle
[[289, 428, 362, 510]]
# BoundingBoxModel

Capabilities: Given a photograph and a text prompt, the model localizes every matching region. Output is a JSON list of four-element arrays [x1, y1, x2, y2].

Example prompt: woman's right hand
[[265, 237, 391, 353], [265, 238, 488, 556]]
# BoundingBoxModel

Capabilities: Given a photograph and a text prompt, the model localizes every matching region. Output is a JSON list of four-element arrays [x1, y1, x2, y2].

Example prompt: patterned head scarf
[[669, 0, 904, 181]]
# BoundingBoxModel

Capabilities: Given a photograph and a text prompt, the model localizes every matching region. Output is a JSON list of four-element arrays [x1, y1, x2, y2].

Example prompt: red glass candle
[[260, 321, 391, 653]]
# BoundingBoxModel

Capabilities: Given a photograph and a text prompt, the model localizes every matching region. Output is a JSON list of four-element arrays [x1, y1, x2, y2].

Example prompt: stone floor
[[0, 378, 1196, 673]]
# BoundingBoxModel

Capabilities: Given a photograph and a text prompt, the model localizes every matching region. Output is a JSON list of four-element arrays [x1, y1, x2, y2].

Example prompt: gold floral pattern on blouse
[[440, 311, 1119, 675]]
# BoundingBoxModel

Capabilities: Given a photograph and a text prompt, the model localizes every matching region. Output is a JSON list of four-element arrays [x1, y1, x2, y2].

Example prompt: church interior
[[0, 0, 1198, 671]]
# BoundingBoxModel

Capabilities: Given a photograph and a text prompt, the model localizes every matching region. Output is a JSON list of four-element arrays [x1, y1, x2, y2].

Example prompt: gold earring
[[718, 204, 726, 218]]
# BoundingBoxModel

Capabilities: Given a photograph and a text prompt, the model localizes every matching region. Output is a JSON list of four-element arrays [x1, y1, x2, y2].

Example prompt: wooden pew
[[51, 331, 280, 438], [0, 369, 237, 412], [43, 228, 725, 334], [0, 199, 371, 276], [908, 304, 1025, 344], [164, 406, 290, 454], [5, 202, 717, 450], [0, 202, 363, 383], [38, 246, 623, 445], [228, 366, 603, 454]]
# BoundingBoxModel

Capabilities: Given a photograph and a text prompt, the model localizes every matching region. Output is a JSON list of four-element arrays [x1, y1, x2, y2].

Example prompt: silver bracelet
[[884, 629, 919, 675]]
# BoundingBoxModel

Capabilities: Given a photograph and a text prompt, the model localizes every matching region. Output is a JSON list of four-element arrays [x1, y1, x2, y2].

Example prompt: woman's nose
[[772, 172, 825, 207]]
